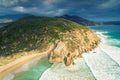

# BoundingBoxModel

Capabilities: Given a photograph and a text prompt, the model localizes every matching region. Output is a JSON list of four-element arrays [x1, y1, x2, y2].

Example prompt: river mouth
[[10, 58, 52, 80]]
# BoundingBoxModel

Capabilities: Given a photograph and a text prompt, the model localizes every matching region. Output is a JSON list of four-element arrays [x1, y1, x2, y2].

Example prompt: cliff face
[[48, 29, 100, 66]]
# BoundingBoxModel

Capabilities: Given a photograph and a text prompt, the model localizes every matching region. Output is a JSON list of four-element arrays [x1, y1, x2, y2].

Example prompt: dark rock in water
[[64, 56, 73, 66]]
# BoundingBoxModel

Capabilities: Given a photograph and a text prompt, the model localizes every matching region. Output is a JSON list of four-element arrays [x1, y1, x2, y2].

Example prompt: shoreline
[[0, 31, 101, 80], [39, 32, 120, 80], [0, 44, 54, 80], [0, 52, 48, 80]]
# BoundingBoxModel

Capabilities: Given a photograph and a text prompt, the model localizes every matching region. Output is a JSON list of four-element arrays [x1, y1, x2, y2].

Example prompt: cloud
[[0, 0, 28, 7], [98, 0, 120, 9], [46, 9, 67, 16], [41, 0, 63, 11], [12, 6, 26, 12], [20, 0, 28, 3], [0, 0, 18, 7], [0, 0, 120, 21], [12, 5, 67, 16], [80, 8, 86, 12], [42, 0, 61, 6]]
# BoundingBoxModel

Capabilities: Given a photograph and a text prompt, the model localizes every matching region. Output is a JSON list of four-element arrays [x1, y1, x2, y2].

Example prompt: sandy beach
[[0, 52, 48, 80], [0, 43, 54, 80]]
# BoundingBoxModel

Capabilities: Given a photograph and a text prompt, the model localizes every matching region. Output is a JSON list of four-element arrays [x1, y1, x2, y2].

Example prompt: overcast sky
[[0, 0, 120, 21]]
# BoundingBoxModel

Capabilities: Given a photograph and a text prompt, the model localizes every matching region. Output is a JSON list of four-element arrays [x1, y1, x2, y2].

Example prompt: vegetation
[[0, 16, 89, 56]]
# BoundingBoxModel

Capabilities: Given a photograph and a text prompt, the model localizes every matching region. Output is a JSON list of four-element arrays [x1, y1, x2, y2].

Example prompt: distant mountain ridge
[[0, 13, 32, 21], [56, 15, 120, 26], [56, 15, 97, 26], [102, 21, 120, 25], [0, 13, 33, 28]]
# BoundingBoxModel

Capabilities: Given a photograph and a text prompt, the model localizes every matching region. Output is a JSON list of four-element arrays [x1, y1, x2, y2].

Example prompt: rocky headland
[[0, 16, 100, 66]]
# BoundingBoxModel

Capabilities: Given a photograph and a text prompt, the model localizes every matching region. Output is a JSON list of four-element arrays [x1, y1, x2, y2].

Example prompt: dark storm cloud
[[0, 0, 120, 21]]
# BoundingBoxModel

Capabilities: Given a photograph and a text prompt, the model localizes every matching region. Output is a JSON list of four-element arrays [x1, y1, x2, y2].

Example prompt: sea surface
[[11, 25, 120, 80], [11, 58, 52, 80], [89, 25, 120, 48]]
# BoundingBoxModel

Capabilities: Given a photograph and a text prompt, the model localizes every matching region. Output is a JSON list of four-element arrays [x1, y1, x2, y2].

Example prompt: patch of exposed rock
[[48, 29, 100, 66]]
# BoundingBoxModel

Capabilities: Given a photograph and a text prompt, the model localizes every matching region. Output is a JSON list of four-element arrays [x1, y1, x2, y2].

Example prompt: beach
[[0, 52, 47, 80], [0, 44, 54, 80]]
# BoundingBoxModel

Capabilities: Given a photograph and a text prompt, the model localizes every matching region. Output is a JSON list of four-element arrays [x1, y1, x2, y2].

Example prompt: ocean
[[89, 25, 120, 48], [83, 25, 120, 80], [10, 25, 120, 80]]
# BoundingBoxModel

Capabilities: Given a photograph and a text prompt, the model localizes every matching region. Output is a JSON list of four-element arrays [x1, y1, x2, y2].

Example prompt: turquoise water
[[89, 25, 120, 47], [13, 58, 52, 80]]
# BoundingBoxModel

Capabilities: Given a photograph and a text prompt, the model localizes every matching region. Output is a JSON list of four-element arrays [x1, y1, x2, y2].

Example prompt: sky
[[0, 0, 120, 21]]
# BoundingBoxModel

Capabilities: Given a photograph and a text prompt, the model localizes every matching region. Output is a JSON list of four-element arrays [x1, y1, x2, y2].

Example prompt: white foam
[[107, 38, 120, 46], [40, 31, 120, 80], [2, 73, 14, 80], [96, 31, 108, 38], [96, 31, 109, 34], [99, 35, 120, 65], [39, 58, 95, 80], [82, 31, 120, 80], [95, 31, 120, 65], [83, 46, 120, 80]]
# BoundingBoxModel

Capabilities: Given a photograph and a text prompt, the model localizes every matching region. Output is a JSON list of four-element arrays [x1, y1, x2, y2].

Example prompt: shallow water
[[13, 58, 52, 80]]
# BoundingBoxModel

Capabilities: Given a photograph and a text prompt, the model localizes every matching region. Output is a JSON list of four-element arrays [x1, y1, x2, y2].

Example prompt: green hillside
[[0, 16, 89, 56]]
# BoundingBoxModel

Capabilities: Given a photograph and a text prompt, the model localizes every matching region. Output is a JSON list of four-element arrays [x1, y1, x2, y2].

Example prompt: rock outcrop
[[48, 29, 100, 66]]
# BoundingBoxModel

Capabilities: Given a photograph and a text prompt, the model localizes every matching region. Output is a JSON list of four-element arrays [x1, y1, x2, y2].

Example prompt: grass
[[0, 50, 40, 66], [0, 16, 89, 56]]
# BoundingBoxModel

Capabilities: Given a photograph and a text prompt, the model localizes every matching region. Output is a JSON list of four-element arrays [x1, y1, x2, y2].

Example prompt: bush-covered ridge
[[0, 16, 89, 56]]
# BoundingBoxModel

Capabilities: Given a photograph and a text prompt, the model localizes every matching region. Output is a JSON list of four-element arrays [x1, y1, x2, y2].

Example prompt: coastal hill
[[0, 16, 100, 66]]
